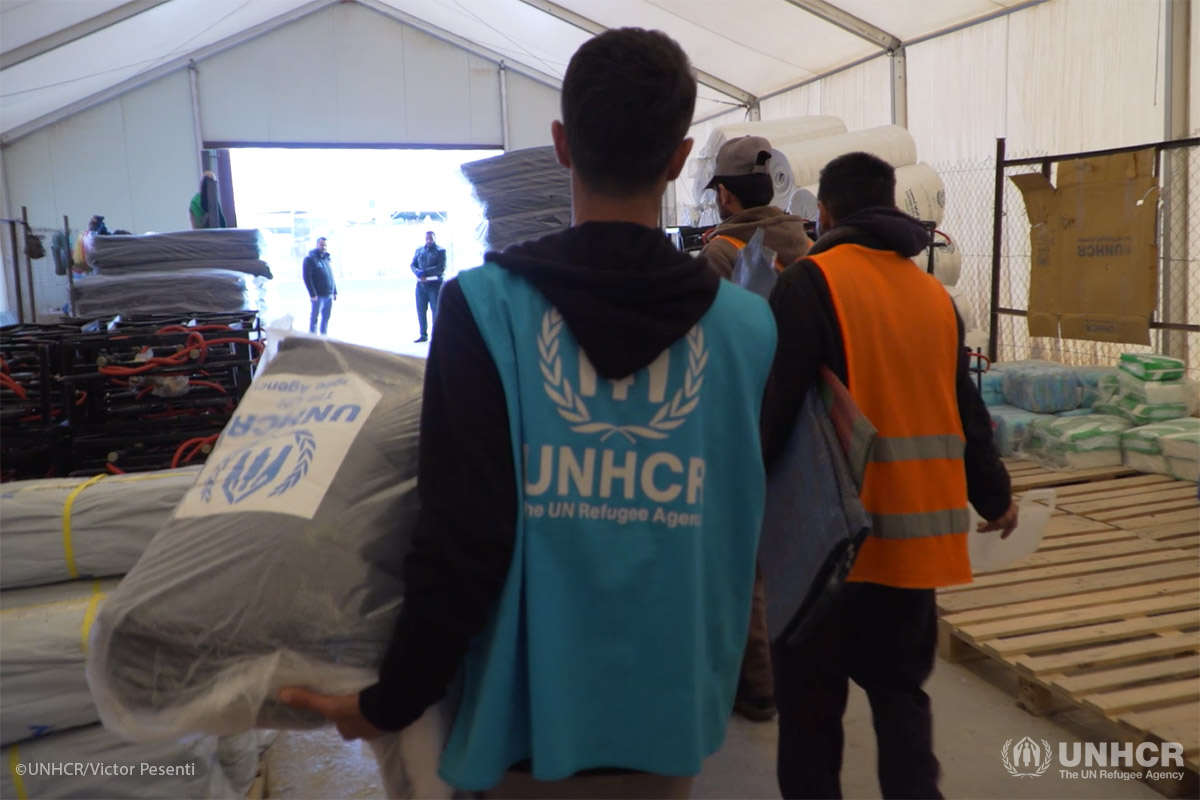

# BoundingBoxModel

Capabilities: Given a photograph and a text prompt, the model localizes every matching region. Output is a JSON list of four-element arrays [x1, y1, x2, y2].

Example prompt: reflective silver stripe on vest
[[871, 508, 970, 540], [871, 435, 965, 463]]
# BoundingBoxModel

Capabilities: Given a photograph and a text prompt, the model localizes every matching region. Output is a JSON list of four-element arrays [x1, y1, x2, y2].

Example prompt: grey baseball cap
[[705, 135, 773, 190]]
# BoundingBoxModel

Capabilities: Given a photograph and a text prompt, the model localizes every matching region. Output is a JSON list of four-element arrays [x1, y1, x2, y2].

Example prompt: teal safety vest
[[440, 263, 776, 789]]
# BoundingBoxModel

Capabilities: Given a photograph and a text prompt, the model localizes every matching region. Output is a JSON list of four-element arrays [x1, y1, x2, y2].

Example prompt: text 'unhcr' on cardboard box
[[1011, 149, 1159, 345]]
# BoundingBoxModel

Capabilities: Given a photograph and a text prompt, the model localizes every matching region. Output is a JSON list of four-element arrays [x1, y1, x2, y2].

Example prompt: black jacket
[[760, 206, 1011, 521], [302, 249, 336, 298], [358, 223, 721, 731], [411, 245, 447, 282]]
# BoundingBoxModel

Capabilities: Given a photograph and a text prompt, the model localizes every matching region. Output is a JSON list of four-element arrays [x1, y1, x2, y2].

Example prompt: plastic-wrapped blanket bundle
[[1118, 353, 1187, 382], [87, 336, 450, 798], [1023, 415, 1133, 470], [1094, 377, 1192, 426], [0, 468, 199, 589], [1001, 361, 1080, 413], [71, 269, 254, 317], [1075, 366, 1120, 407], [1, 579, 120, 745], [989, 405, 1047, 456], [461, 147, 572, 251], [1115, 371, 1198, 409], [86, 229, 264, 269], [1161, 429, 1200, 482], [979, 369, 1006, 406], [1121, 419, 1200, 476], [1, 724, 237, 799], [93, 258, 273, 279]]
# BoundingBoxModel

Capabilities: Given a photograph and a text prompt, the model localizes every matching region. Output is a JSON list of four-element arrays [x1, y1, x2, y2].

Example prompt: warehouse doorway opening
[[228, 146, 500, 355]]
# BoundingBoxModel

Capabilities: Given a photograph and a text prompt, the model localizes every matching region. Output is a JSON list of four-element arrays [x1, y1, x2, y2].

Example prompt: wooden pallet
[[939, 462, 1200, 797]]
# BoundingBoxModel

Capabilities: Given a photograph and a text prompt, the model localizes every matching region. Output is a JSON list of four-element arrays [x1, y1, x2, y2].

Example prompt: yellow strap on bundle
[[81, 579, 104, 655], [8, 745, 28, 799], [60, 475, 107, 580]]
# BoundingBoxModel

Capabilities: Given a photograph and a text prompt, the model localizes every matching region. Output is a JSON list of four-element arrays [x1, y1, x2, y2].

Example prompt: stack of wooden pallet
[[938, 461, 1199, 797]]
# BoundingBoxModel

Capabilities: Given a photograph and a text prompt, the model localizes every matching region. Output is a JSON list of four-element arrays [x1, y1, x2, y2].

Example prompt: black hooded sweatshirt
[[358, 222, 721, 732], [761, 206, 1010, 520]]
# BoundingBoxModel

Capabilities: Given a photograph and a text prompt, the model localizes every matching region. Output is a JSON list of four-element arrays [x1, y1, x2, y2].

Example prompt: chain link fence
[[936, 139, 1199, 380], [3, 221, 75, 324]]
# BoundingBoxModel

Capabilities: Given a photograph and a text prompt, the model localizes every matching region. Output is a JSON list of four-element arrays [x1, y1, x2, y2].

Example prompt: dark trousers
[[309, 295, 332, 334], [416, 280, 442, 337], [738, 568, 774, 701], [772, 582, 941, 800]]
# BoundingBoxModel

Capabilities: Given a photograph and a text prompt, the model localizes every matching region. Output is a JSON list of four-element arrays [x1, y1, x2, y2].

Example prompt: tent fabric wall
[[760, 56, 893, 135], [2, 69, 198, 239], [197, 3, 503, 147], [505, 72, 561, 151]]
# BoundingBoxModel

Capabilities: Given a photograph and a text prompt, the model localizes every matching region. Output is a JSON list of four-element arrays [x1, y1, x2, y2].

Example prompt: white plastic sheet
[[0, 468, 199, 590], [768, 126, 917, 205], [0, 579, 120, 745]]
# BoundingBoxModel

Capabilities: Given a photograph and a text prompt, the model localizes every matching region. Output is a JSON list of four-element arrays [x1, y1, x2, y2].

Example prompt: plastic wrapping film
[[1023, 414, 1133, 470], [979, 370, 1006, 407], [86, 336, 451, 798], [93, 258, 273, 279], [461, 147, 572, 251], [71, 270, 256, 317], [988, 405, 1048, 457], [0, 468, 200, 590], [1116, 371, 1199, 409], [911, 230, 960, 287], [1161, 429, 1200, 482], [1001, 362, 1080, 413], [1075, 366, 1120, 407], [1093, 389, 1190, 427], [767, 126, 917, 207], [944, 285, 977, 332], [1, 724, 237, 799], [1121, 419, 1200, 477], [893, 163, 947, 226], [87, 229, 264, 269], [0, 579, 120, 746], [1117, 353, 1187, 382]]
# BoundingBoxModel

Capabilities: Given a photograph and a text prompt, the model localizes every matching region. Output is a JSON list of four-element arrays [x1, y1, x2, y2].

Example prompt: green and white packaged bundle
[[1161, 428, 1200, 482], [1118, 353, 1186, 382], [1093, 391, 1190, 427], [1121, 418, 1200, 476], [1022, 414, 1133, 470], [1116, 371, 1198, 410]]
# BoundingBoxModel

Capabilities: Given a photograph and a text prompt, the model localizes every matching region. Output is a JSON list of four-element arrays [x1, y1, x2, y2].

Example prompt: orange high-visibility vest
[[809, 243, 971, 589], [710, 235, 787, 272]]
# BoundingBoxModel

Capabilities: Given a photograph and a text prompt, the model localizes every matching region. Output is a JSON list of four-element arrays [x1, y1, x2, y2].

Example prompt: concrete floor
[[266, 657, 1165, 800]]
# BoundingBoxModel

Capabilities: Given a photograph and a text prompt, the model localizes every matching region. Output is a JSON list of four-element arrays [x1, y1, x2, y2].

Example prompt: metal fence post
[[987, 137, 1006, 363]]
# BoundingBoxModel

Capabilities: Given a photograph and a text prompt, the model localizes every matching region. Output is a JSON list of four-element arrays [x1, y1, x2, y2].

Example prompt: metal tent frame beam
[[515, 0, 757, 107], [781, 0, 901, 51], [1, 0, 172, 70]]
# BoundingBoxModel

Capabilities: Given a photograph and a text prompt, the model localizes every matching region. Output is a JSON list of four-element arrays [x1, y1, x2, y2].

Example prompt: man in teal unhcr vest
[[280, 28, 776, 798]]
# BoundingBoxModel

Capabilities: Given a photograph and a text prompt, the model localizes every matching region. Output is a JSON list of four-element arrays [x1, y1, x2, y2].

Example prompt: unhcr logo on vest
[[538, 308, 706, 444], [1002, 737, 1052, 777]]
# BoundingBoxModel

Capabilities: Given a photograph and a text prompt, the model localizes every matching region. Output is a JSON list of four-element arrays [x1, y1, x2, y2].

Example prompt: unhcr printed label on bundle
[[176, 373, 381, 519]]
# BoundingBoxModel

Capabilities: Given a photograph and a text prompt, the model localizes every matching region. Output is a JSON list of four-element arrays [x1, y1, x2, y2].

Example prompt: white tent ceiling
[[0, 0, 1037, 140]]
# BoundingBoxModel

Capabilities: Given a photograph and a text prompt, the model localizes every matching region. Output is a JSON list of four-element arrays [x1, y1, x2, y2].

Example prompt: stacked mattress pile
[[461, 147, 571, 251]]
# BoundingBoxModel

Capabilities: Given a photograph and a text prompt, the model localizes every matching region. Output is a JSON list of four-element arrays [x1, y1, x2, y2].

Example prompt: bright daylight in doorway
[[230, 147, 500, 355]]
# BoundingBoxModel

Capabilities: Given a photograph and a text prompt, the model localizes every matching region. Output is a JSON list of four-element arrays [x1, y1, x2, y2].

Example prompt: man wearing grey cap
[[700, 135, 812, 280]]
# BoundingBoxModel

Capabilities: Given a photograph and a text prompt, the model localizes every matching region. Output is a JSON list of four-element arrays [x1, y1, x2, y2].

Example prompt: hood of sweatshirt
[[807, 206, 929, 258], [486, 222, 720, 379], [712, 205, 812, 265]]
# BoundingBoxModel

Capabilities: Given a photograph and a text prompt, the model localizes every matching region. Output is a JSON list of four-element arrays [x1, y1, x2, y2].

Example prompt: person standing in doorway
[[189, 171, 228, 229], [411, 230, 446, 342], [303, 237, 337, 335]]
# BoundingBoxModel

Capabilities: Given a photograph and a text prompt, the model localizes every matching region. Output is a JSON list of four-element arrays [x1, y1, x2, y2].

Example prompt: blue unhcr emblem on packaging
[[199, 430, 316, 505]]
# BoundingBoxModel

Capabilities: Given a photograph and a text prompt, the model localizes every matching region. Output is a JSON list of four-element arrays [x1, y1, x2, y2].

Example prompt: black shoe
[[733, 696, 777, 722], [414, 336, 428, 343]]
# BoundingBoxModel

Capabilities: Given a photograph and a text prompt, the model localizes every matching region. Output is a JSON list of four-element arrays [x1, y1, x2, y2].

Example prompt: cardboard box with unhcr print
[[1011, 148, 1159, 345]]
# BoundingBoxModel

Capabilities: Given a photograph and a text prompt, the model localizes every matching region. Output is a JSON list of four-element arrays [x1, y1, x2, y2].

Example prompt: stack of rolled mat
[[1121, 418, 1200, 477], [461, 147, 571, 251], [87, 229, 270, 279]]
